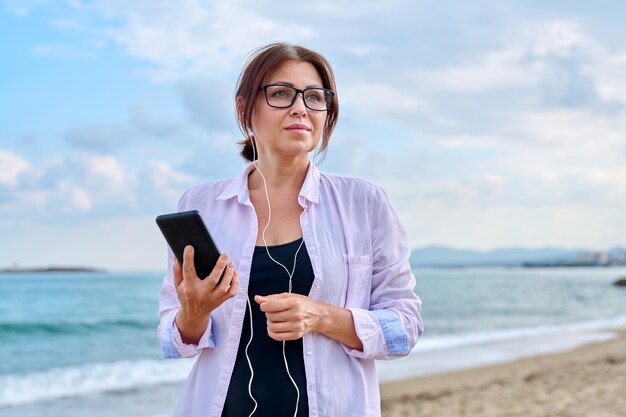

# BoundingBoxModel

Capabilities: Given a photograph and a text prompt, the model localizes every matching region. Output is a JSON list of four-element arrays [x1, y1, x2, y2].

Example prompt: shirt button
[[308, 383, 315, 390], [306, 350, 312, 355]]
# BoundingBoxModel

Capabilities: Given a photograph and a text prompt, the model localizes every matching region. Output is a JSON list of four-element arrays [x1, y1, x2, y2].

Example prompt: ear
[[235, 97, 245, 125]]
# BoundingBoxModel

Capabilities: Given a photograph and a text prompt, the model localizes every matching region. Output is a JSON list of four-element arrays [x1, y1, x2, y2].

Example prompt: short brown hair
[[235, 43, 339, 162]]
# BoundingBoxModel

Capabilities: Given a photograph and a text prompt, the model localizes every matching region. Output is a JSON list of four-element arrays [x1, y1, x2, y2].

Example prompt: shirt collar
[[217, 159, 320, 205]]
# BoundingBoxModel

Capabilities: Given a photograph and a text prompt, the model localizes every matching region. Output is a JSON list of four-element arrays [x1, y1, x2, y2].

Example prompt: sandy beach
[[380, 329, 626, 417]]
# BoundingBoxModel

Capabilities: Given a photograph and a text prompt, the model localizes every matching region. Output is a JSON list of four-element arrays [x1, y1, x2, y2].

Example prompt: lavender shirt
[[158, 160, 423, 417]]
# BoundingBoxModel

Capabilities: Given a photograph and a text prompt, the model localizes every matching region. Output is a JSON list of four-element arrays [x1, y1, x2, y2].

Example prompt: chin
[[280, 144, 317, 158]]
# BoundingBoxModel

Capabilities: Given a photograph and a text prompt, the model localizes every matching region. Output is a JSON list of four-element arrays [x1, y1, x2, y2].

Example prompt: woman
[[158, 43, 423, 417]]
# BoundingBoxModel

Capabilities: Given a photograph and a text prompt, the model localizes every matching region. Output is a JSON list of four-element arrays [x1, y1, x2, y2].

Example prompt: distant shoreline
[[0, 266, 107, 273]]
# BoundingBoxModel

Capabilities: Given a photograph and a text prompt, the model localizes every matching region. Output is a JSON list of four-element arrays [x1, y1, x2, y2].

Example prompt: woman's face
[[250, 60, 327, 161]]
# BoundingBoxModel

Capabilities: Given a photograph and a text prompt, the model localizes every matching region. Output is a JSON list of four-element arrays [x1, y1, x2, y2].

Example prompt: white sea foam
[[377, 315, 626, 382], [3, 316, 626, 407], [411, 314, 626, 352], [0, 358, 194, 408]]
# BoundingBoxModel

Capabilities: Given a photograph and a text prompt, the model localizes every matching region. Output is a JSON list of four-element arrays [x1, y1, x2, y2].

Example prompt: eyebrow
[[269, 81, 324, 89]]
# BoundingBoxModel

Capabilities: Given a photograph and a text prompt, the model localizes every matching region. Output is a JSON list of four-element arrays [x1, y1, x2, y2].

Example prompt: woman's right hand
[[173, 245, 239, 343]]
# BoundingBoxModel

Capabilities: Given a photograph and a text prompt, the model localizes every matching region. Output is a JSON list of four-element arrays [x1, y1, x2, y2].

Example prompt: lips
[[285, 124, 311, 131]]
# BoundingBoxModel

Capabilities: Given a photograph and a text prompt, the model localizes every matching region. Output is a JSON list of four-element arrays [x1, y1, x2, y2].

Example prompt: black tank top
[[222, 238, 314, 417]]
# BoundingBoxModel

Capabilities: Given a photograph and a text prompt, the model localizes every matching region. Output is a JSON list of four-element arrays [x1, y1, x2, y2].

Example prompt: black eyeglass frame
[[259, 83, 335, 111]]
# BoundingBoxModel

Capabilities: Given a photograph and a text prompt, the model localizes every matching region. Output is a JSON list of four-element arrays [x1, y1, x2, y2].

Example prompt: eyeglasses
[[260, 84, 335, 111]]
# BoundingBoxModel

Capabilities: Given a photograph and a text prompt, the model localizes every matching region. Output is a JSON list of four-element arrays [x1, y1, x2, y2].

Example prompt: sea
[[1, 266, 626, 417]]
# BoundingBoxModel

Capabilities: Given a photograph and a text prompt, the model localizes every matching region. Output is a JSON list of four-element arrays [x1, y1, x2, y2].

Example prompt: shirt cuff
[[162, 310, 215, 358], [343, 308, 410, 359], [372, 309, 409, 355], [342, 308, 384, 359]]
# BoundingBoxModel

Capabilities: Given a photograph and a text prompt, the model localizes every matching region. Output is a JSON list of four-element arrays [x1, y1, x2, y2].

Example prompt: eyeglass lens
[[264, 85, 332, 111]]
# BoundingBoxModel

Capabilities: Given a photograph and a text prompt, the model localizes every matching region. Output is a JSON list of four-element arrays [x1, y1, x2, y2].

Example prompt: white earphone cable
[[244, 296, 259, 417], [244, 134, 318, 417]]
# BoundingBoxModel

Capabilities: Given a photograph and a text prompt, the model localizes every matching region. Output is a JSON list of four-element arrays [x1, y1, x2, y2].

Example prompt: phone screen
[[156, 210, 221, 280]]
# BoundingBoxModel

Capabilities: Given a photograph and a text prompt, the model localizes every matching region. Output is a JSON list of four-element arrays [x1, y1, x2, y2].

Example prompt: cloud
[[144, 160, 195, 203], [51, 154, 137, 211], [400, 108, 626, 211], [33, 43, 99, 59], [589, 52, 626, 106], [176, 132, 244, 180], [129, 105, 183, 138], [3, 0, 29, 16], [92, 0, 313, 79], [380, 170, 626, 251], [59, 183, 93, 211], [402, 18, 626, 117], [0, 152, 142, 217], [341, 83, 431, 123], [402, 202, 626, 250], [436, 134, 511, 151], [81, 154, 132, 191], [175, 77, 235, 132], [0, 214, 169, 270], [0, 149, 30, 187], [493, 109, 626, 196], [5, 1, 626, 266], [64, 106, 189, 152], [512, 108, 626, 147], [65, 123, 133, 151]]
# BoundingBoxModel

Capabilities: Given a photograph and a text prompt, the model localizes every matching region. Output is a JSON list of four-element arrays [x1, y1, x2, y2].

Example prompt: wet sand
[[380, 330, 626, 417]]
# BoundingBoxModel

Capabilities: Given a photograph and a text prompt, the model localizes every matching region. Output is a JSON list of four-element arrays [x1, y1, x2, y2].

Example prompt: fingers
[[216, 261, 238, 299], [264, 310, 291, 322], [173, 258, 183, 288], [255, 294, 320, 341], [265, 309, 311, 340], [205, 253, 230, 286], [267, 320, 305, 333], [216, 261, 234, 290], [174, 250, 238, 320], [266, 327, 302, 341], [228, 269, 239, 298], [182, 245, 197, 280], [255, 294, 294, 313]]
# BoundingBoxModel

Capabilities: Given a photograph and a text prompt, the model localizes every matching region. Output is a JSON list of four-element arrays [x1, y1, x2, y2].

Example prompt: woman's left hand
[[254, 293, 326, 341], [255, 293, 364, 350]]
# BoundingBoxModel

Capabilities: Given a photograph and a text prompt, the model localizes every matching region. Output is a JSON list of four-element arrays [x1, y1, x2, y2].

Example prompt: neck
[[249, 155, 310, 191]]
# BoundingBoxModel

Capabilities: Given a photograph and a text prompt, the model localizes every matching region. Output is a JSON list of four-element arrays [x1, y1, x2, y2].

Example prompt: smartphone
[[156, 210, 221, 280]]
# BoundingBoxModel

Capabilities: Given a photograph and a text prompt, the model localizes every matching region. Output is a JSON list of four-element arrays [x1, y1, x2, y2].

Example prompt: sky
[[2, 0, 626, 271]]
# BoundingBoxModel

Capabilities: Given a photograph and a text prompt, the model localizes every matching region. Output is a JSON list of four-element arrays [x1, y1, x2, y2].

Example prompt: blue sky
[[2, 0, 626, 270]]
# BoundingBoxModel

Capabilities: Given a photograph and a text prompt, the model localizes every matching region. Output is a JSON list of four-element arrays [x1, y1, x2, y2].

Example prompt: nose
[[290, 92, 308, 115]]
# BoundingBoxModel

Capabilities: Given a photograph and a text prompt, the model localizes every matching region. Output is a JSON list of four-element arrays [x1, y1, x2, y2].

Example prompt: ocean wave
[[377, 322, 621, 382], [0, 319, 157, 336], [411, 314, 626, 352], [0, 359, 194, 408], [3, 315, 626, 407]]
